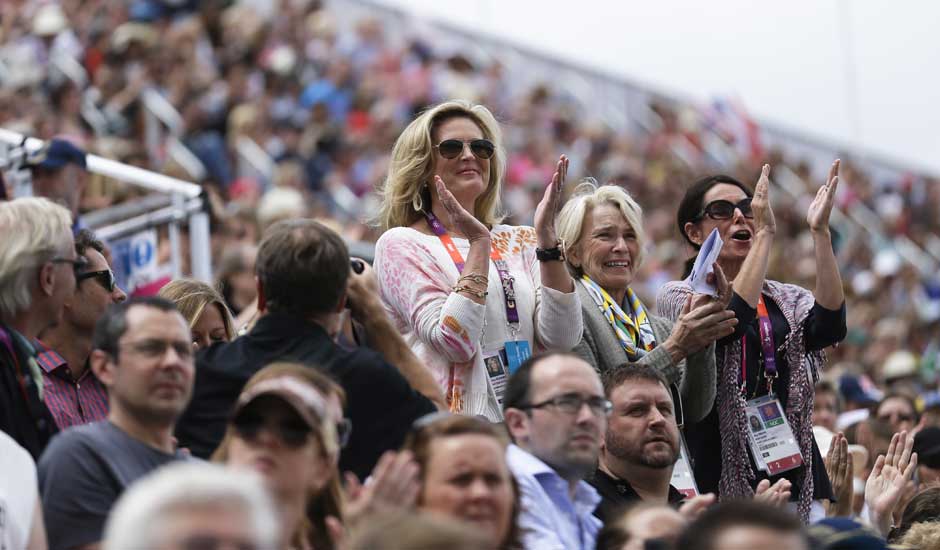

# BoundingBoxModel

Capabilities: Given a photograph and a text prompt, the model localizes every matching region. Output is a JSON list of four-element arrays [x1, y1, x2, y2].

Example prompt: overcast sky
[[376, 0, 940, 175]]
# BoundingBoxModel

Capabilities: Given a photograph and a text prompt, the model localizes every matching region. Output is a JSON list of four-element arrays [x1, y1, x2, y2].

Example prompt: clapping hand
[[807, 159, 840, 234], [865, 431, 918, 535], [533, 155, 568, 248], [434, 176, 490, 242], [824, 432, 854, 517], [752, 164, 776, 236], [754, 478, 792, 508], [326, 451, 421, 546]]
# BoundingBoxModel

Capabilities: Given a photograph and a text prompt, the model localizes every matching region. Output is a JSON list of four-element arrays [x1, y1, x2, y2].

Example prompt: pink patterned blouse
[[373, 224, 582, 419]]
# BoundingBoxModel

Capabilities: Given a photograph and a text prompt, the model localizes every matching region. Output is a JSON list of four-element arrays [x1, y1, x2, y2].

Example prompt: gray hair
[[0, 197, 73, 318], [103, 462, 280, 550], [556, 179, 647, 276]]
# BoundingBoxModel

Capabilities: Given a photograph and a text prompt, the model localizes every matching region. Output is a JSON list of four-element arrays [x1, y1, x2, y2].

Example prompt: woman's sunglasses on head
[[434, 139, 496, 160], [697, 198, 753, 221]]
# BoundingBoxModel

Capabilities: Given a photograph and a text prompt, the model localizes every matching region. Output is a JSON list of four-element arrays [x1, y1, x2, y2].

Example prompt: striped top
[[34, 340, 109, 430]]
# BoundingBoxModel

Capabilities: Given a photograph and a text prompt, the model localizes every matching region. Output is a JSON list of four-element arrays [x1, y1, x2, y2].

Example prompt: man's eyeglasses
[[77, 269, 117, 292], [234, 413, 312, 449], [51, 255, 88, 274], [696, 198, 753, 221], [123, 338, 194, 360], [520, 393, 613, 417], [434, 138, 496, 160]]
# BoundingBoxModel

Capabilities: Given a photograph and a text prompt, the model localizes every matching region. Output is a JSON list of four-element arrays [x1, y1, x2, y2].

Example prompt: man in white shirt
[[0, 430, 47, 550], [503, 352, 609, 550]]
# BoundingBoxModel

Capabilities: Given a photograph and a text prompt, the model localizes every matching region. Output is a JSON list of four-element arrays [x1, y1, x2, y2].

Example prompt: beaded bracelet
[[453, 284, 488, 299]]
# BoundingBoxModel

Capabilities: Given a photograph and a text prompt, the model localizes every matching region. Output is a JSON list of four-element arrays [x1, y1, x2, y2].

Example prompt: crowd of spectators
[[2, 0, 940, 549]]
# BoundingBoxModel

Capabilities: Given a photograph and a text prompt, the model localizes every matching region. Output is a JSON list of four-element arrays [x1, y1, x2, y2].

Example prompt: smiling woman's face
[[569, 203, 640, 299], [429, 116, 490, 210]]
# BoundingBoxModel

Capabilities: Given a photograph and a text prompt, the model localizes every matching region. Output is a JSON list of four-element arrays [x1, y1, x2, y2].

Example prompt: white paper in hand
[[684, 228, 723, 296]]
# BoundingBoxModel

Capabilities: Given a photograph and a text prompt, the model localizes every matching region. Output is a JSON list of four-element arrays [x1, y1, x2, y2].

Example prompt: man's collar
[[32, 339, 68, 373]]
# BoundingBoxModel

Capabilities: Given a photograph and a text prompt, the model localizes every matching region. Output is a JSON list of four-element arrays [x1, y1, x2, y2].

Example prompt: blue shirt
[[506, 444, 602, 550]]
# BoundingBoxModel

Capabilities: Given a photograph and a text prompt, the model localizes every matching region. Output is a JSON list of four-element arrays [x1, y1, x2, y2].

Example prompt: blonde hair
[[556, 179, 647, 276], [0, 197, 73, 317], [899, 521, 940, 549], [158, 278, 236, 341], [376, 99, 506, 230]]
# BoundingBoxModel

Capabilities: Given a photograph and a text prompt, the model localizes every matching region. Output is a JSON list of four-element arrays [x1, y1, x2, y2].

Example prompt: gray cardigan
[[572, 283, 717, 423]]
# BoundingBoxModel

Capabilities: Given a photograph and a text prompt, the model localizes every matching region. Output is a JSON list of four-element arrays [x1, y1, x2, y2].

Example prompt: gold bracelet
[[453, 284, 488, 299], [458, 274, 489, 286]]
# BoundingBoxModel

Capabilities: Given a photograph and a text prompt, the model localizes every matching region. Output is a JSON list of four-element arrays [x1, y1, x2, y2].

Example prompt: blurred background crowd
[[2, 0, 939, 418]]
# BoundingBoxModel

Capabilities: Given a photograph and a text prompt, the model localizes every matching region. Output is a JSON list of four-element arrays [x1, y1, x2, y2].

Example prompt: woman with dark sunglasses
[[213, 363, 350, 550], [373, 100, 580, 420], [213, 362, 418, 549], [656, 163, 847, 521]]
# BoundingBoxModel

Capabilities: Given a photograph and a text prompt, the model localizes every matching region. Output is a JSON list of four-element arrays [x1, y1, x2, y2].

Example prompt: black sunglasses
[[434, 138, 496, 160], [697, 198, 753, 221], [76, 269, 116, 292], [233, 414, 312, 449]]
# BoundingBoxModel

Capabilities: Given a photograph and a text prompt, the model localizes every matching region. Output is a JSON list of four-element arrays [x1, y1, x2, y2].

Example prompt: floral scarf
[[580, 275, 656, 361]]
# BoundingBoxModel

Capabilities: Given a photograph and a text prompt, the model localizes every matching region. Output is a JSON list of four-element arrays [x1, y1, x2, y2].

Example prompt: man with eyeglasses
[[503, 352, 609, 550], [35, 229, 127, 430], [39, 297, 194, 550], [589, 364, 693, 522], [0, 197, 77, 460]]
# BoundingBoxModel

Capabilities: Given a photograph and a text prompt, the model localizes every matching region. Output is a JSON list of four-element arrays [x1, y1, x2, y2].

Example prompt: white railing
[[0, 129, 212, 283]]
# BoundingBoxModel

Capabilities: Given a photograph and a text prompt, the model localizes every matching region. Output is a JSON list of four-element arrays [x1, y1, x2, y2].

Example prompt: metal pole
[[189, 211, 212, 282]]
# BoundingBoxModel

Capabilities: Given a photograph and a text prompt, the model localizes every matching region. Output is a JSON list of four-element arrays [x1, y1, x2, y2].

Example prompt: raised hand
[[865, 431, 918, 535], [824, 432, 854, 517], [435, 176, 490, 242], [326, 450, 421, 546], [807, 159, 840, 233], [752, 164, 776, 236], [533, 155, 568, 247], [754, 478, 792, 508]]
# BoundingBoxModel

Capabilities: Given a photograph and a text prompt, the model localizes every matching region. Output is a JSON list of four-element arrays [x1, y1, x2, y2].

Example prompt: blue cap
[[839, 374, 882, 407], [29, 139, 87, 171]]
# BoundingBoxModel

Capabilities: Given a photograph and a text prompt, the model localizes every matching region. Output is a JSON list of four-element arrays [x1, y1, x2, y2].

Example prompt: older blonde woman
[[556, 181, 736, 422], [373, 99, 581, 419], [158, 278, 236, 349]]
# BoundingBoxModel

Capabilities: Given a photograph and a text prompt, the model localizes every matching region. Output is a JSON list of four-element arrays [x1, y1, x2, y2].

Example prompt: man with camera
[[176, 219, 443, 479]]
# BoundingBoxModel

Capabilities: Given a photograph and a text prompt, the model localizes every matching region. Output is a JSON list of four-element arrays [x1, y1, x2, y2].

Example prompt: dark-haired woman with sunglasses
[[656, 163, 847, 522], [373, 100, 580, 420]]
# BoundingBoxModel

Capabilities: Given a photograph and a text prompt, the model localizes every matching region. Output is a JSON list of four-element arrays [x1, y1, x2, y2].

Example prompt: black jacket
[[0, 324, 58, 459], [175, 312, 436, 479]]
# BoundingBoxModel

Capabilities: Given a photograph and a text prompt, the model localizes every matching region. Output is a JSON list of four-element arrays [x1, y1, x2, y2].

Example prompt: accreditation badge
[[483, 349, 510, 406], [744, 395, 804, 475], [671, 432, 699, 499]]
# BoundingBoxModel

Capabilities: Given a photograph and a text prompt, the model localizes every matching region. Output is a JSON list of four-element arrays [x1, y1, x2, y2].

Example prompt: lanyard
[[423, 211, 520, 325], [740, 295, 778, 396]]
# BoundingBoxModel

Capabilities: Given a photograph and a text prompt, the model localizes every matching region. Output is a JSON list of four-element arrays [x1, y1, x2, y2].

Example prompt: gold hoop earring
[[412, 191, 424, 212]]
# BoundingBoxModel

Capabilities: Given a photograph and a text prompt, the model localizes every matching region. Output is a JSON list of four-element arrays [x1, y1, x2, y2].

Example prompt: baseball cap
[[839, 374, 882, 407], [28, 139, 87, 171], [232, 376, 338, 456]]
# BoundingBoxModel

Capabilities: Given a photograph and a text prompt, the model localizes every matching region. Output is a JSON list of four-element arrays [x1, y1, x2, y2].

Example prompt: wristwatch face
[[536, 246, 563, 261]]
